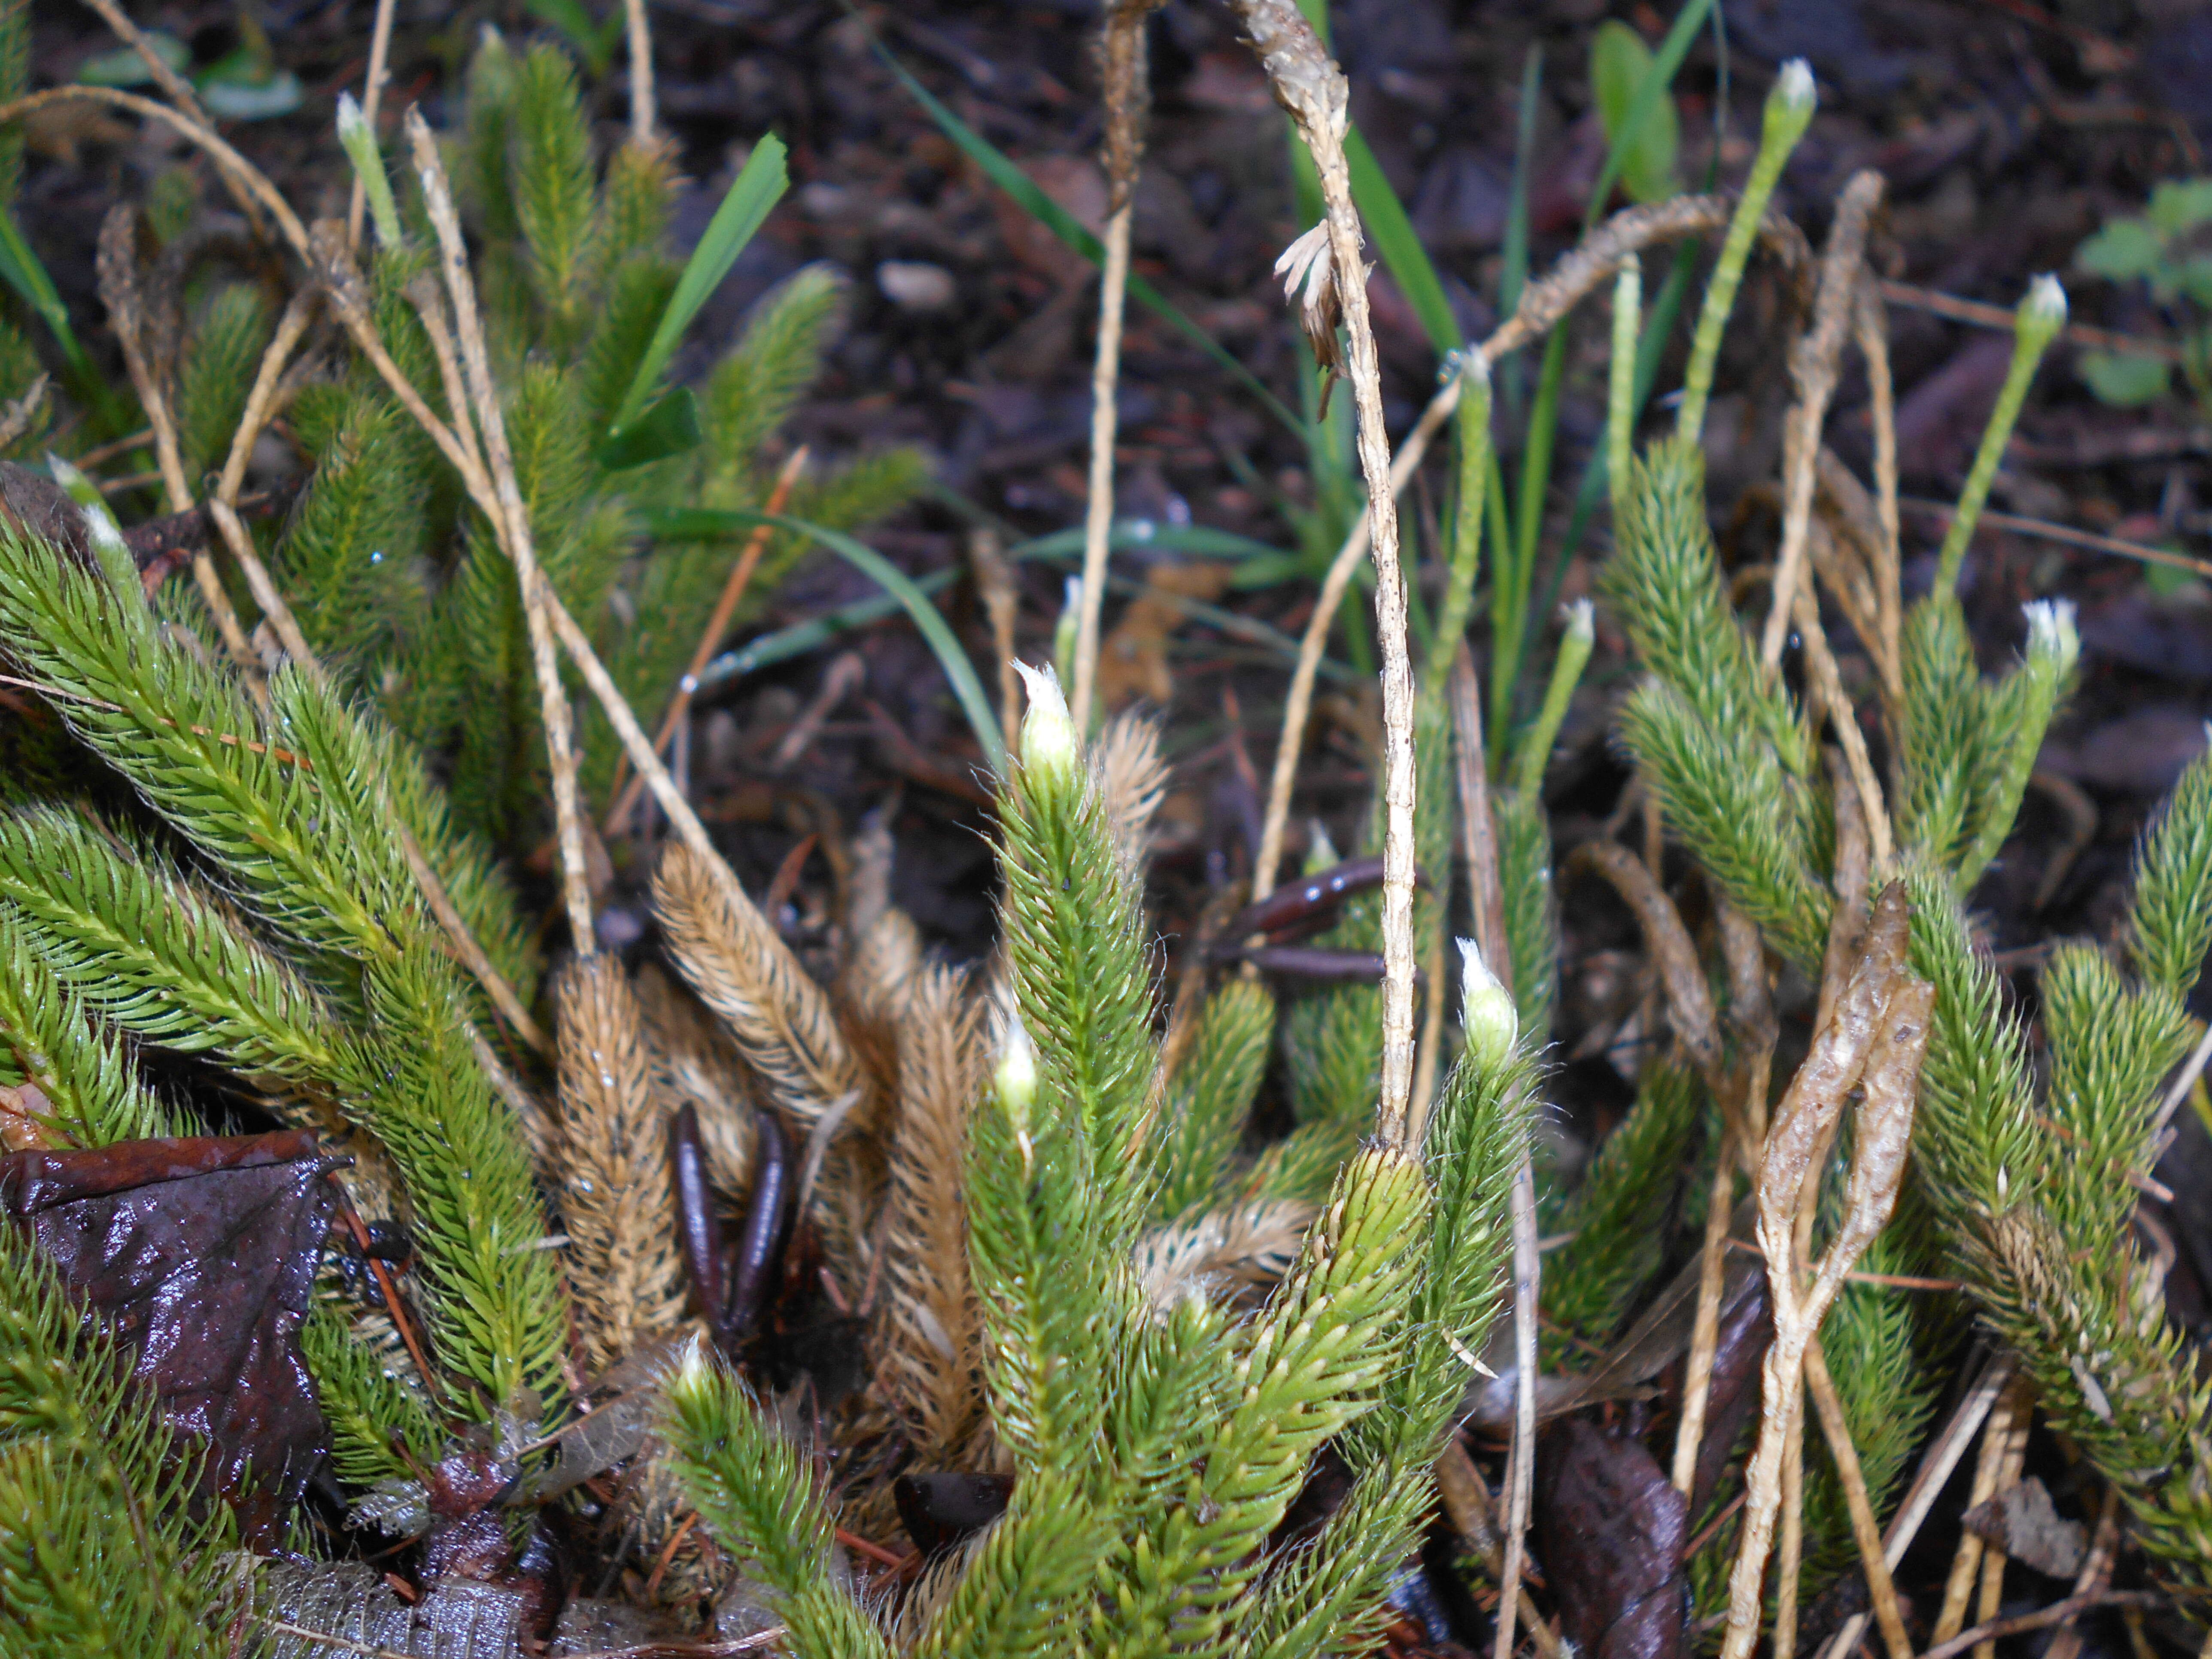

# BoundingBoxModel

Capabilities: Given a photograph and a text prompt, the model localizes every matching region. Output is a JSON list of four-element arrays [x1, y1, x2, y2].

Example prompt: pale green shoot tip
[[1458, 938, 1517, 1073], [1012, 659, 1080, 779]]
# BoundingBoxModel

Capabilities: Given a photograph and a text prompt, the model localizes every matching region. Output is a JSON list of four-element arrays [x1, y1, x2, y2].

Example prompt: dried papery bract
[[557, 956, 684, 1376], [1720, 884, 1929, 1659]]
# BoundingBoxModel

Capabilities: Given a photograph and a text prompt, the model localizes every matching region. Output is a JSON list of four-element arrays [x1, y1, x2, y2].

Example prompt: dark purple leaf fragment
[[1535, 1417, 1688, 1659], [0, 1128, 339, 1546]]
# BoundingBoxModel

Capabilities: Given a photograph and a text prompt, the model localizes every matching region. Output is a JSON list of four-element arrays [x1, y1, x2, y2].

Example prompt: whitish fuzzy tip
[[2020, 273, 2068, 339], [1564, 597, 1595, 645], [2024, 598, 2079, 674], [44, 455, 128, 559], [996, 1019, 1038, 1131], [1774, 59, 1816, 117], [1012, 659, 1079, 776], [1457, 938, 1517, 1069], [336, 90, 366, 141], [665, 1331, 713, 1403], [1303, 819, 1341, 876]]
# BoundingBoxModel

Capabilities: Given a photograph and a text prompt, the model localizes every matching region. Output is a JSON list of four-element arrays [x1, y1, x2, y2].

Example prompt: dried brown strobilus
[[1718, 883, 1930, 1659]]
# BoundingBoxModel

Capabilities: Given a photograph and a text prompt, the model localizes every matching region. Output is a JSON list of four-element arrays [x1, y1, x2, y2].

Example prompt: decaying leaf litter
[[4, 0, 2212, 1656]]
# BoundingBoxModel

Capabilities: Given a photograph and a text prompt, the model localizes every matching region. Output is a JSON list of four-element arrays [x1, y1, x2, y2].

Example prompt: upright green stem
[[1510, 599, 1595, 799], [1676, 60, 1816, 445], [1934, 275, 2066, 594], [1607, 255, 1642, 518], [1494, 329, 1566, 752], [1425, 352, 1492, 693]]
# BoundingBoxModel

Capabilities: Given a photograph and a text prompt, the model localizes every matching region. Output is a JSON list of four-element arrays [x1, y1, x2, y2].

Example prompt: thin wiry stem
[[1759, 170, 1883, 668], [1497, 1156, 1539, 1659], [1230, 0, 1417, 1141], [344, 0, 398, 249], [1804, 1332, 1913, 1659], [1071, 0, 1164, 732]]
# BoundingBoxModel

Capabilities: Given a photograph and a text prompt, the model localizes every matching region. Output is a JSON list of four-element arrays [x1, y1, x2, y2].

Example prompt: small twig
[[345, 0, 399, 250], [603, 447, 807, 835], [1879, 276, 2181, 363], [1719, 1240, 1962, 1290], [1572, 841, 1722, 1086], [1803, 1332, 1911, 1659], [1918, 1594, 2162, 1659], [1790, 582, 1893, 869], [0, 372, 48, 452], [836, 1527, 908, 1570], [1898, 496, 2212, 582], [2045, 1486, 2124, 1659], [333, 1190, 449, 1413], [1852, 285, 1903, 697], [1932, 1372, 2027, 1644], [642, 1511, 699, 1598], [1761, 170, 1882, 669], [1497, 1153, 1540, 1659], [1973, 1382, 2034, 1659]]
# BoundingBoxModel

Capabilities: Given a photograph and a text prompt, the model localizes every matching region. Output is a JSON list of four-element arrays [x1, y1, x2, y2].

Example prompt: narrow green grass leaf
[[0, 209, 91, 383], [1346, 127, 1458, 355], [608, 136, 789, 439]]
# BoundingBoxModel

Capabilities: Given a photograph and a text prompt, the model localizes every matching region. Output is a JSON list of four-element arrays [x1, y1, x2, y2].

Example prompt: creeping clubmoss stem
[[1676, 60, 1816, 445], [1934, 274, 2067, 594], [1510, 599, 1595, 800], [337, 93, 403, 250]]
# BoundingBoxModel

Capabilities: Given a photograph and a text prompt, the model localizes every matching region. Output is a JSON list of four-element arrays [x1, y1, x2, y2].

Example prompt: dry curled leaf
[[0, 1129, 338, 1545], [1536, 1416, 1688, 1659]]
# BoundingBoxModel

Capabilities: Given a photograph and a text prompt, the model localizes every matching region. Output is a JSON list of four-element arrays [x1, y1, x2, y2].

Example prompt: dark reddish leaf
[[1535, 1417, 1688, 1659], [1691, 1273, 1773, 1518], [0, 1128, 338, 1546]]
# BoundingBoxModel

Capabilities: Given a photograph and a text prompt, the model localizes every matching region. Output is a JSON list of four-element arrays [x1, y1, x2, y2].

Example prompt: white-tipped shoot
[[337, 92, 404, 250], [1012, 659, 1080, 780], [1458, 938, 1518, 1073], [44, 455, 131, 567], [997, 1018, 1039, 1173], [2019, 273, 2068, 345], [2024, 598, 2080, 676]]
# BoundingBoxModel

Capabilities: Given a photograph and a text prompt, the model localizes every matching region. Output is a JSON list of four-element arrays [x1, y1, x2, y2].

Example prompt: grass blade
[[873, 39, 1304, 439], [608, 136, 789, 440], [1346, 126, 1458, 356], [651, 506, 1004, 774]]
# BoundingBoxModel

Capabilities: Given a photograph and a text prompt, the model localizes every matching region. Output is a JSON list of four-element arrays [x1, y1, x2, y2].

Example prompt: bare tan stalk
[[1434, 1439, 1562, 1659], [1803, 1332, 1912, 1659], [653, 842, 861, 1131], [1791, 580, 1892, 867], [1719, 887, 1928, 1659], [1776, 1396, 1805, 1659], [879, 963, 989, 1464], [94, 207, 261, 682], [969, 528, 1022, 740], [1231, 0, 1420, 1147], [1761, 172, 1883, 670], [603, 446, 808, 835], [1410, 929, 1447, 1137], [1811, 449, 1902, 711], [557, 957, 684, 1374], [1250, 192, 1814, 901], [1574, 841, 1722, 1086], [2042, 1486, 2122, 1659], [1672, 1145, 1741, 1496], [402, 273, 488, 479], [1974, 1387, 2034, 1659], [624, 0, 656, 148], [0, 89, 309, 255], [345, 0, 398, 248], [1449, 644, 1510, 994], [1071, 0, 1167, 732], [406, 113, 595, 949], [1853, 284, 1902, 688], [1498, 1155, 1540, 1659]]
